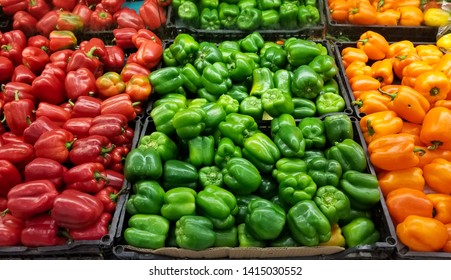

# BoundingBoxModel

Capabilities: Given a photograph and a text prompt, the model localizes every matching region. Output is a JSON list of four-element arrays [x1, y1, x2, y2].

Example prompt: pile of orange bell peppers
[[341, 30, 451, 253], [328, 0, 443, 26]]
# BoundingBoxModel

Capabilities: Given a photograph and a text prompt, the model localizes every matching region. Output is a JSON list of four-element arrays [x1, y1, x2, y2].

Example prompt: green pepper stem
[[366, 119, 375, 136], [427, 141, 443, 150], [0, 209, 9, 216], [430, 87, 440, 97], [413, 147, 426, 156], [378, 88, 397, 100], [94, 171, 110, 183], [101, 144, 116, 155]]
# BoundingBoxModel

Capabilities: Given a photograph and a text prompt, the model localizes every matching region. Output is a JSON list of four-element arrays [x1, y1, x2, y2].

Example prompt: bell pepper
[[7, 179, 58, 220], [245, 198, 286, 240], [237, 222, 266, 247], [322, 113, 353, 145], [278, 172, 317, 207], [3, 91, 35, 136], [218, 2, 240, 29], [420, 107, 451, 150], [63, 162, 108, 194], [68, 212, 112, 241], [218, 40, 241, 61], [69, 135, 114, 166], [196, 185, 238, 229], [261, 88, 294, 118], [239, 96, 263, 120], [287, 200, 331, 246], [222, 157, 262, 195], [423, 158, 451, 195], [285, 38, 322, 67], [21, 213, 67, 247], [341, 47, 368, 69], [72, 3, 93, 28], [342, 217, 380, 248], [326, 138, 368, 173], [64, 68, 97, 101], [22, 116, 58, 146], [316, 92, 345, 115], [214, 137, 242, 169], [427, 194, 451, 224], [31, 63, 67, 104], [138, 132, 178, 162], [292, 97, 316, 118], [100, 94, 137, 122], [11, 64, 37, 84], [123, 148, 163, 183], [227, 85, 248, 103], [272, 157, 308, 184], [35, 102, 71, 127], [236, 7, 262, 30], [56, 11, 84, 34], [149, 67, 184, 95], [273, 125, 304, 158], [200, 61, 232, 97], [88, 113, 128, 140], [194, 42, 223, 74], [95, 72, 126, 100], [0, 159, 23, 197], [0, 30, 27, 66], [356, 31, 389, 61], [114, 7, 145, 30], [297, 4, 320, 26], [162, 159, 198, 190], [307, 157, 343, 188], [200, 102, 226, 134], [126, 180, 165, 215], [0, 142, 35, 170], [169, 34, 199, 66], [177, 1, 200, 27], [273, 69, 292, 97], [186, 135, 215, 168], [124, 214, 169, 249], [313, 185, 350, 225], [226, 51, 255, 83], [359, 111, 404, 144], [24, 157, 67, 190], [278, 2, 298, 29], [200, 8, 221, 30], [308, 54, 338, 82], [48, 30, 77, 52], [352, 90, 391, 116], [66, 46, 101, 76], [48, 49, 74, 73], [88, 7, 114, 31], [291, 65, 324, 100], [242, 131, 281, 173], [378, 167, 425, 197], [214, 226, 238, 247], [259, 47, 287, 72], [172, 107, 207, 139], [298, 117, 326, 150], [150, 103, 181, 136], [397, 215, 448, 252], [198, 166, 223, 189], [133, 40, 163, 70], [62, 117, 93, 139], [339, 170, 380, 211], [34, 128, 74, 164], [0, 213, 24, 246], [21, 46, 49, 76], [175, 215, 216, 250], [250, 67, 274, 97], [161, 187, 197, 221]]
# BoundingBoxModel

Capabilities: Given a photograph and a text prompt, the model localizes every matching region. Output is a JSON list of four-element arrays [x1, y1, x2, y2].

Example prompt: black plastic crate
[[324, 0, 439, 42], [0, 118, 143, 260], [165, 1, 326, 41], [112, 114, 397, 259]]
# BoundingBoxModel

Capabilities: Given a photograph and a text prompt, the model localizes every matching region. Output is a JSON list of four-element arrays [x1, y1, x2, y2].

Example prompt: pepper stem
[[94, 171, 110, 183], [378, 88, 397, 100], [428, 141, 443, 150], [413, 147, 426, 156], [66, 138, 77, 150], [0, 209, 9, 216], [430, 87, 440, 97], [101, 144, 116, 155], [366, 119, 375, 136]]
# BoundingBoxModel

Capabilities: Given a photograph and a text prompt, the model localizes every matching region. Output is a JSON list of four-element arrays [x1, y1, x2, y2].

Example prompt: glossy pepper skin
[[64, 68, 96, 101], [162, 160, 199, 190], [285, 38, 322, 67], [359, 110, 403, 144], [314, 185, 351, 225], [420, 107, 451, 151], [279, 172, 317, 206], [423, 159, 451, 195], [21, 214, 67, 247], [222, 157, 262, 195], [175, 215, 216, 250], [199, 166, 224, 188], [69, 135, 114, 166], [291, 65, 324, 100], [0, 213, 24, 246], [138, 132, 178, 162], [272, 157, 307, 184], [307, 157, 342, 188], [169, 34, 200, 66], [298, 117, 326, 150], [3, 91, 35, 136], [323, 113, 354, 146], [34, 128, 74, 164], [342, 217, 380, 248], [287, 200, 331, 246], [274, 125, 305, 158], [243, 131, 281, 173], [160, 187, 197, 221], [69, 212, 112, 241], [125, 214, 169, 249], [214, 137, 242, 169], [24, 157, 67, 189], [63, 162, 109, 194], [339, 170, 380, 211], [126, 180, 165, 215], [0, 142, 35, 170], [124, 149, 163, 183], [237, 7, 262, 30], [261, 88, 294, 118], [386, 188, 434, 225], [245, 198, 286, 240], [377, 167, 425, 197], [172, 107, 207, 139], [250, 67, 274, 97], [326, 138, 367, 173], [218, 113, 258, 146], [0, 159, 22, 196]]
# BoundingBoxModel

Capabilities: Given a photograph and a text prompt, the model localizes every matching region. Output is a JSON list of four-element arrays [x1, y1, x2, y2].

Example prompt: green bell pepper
[[239, 96, 263, 120], [291, 65, 324, 99], [307, 157, 342, 188], [202, 102, 227, 133], [198, 88, 219, 102], [237, 7, 262, 31], [236, 195, 260, 224], [153, 93, 187, 109], [169, 33, 200, 65], [316, 92, 346, 115], [218, 40, 241, 61], [273, 69, 292, 96], [172, 0, 191, 11], [201, 62, 232, 96], [181, 63, 203, 94], [200, 8, 221, 30], [285, 38, 322, 67], [124, 214, 169, 249], [279, 172, 317, 206], [257, 175, 278, 199], [342, 217, 380, 248], [126, 180, 165, 215], [302, 149, 325, 165], [326, 139, 368, 173], [214, 137, 242, 168], [218, 113, 258, 146], [272, 157, 308, 183], [261, 88, 294, 117], [260, 42, 282, 55], [175, 215, 216, 250], [188, 98, 209, 108], [260, 47, 288, 72], [308, 54, 339, 81], [217, 94, 240, 114], [297, 4, 320, 26], [246, 198, 286, 240], [194, 42, 224, 73], [321, 79, 340, 95], [292, 97, 317, 118], [303, 0, 317, 5], [199, 0, 219, 10], [279, 2, 299, 29], [313, 185, 351, 225], [226, 51, 256, 82], [219, 2, 240, 29], [243, 131, 281, 173], [270, 113, 296, 138], [150, 67, 184, 95], [257, 0, 281, 10], [138, 132, 178, 162], [261, 9, 280, 29], [160, 187, 197, 221], [339, 208, 372, 227], [238, 0, 257, 10], [163, 159, 199, 190], [150, 103, 181, 136], [222, 157, 262, 195], [239, 32, 265, 53], [199, 166, 224, 188], [214, 226, 238, 247], [178, 1, 200, 28], [270, 231, 299, 247], [323, 113, 354, 145], [163, 48, 178, 67], [196, 185, 238, 229], [287, 200, 331, 246], [298, 117, 326, 150], [250, 67, 274, 97], [227, 85, 249, 102], [274, 125, 306, 158], [237, 223, 266, 247], [173, 107, 207, 139], [124, 149, 163, 183], [187, 135, 215, 167], [339, 170, 380, 211]]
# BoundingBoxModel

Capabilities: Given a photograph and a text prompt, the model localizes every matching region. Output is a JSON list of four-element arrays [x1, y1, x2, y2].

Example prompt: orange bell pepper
[[359, 110, 403, 144], [386, 188, 434, 224], [433, 53, 451, 79], [397, 6, 424, 26], [423, 158, 451, 195], [415, 44, 443, 66], [393, 0, 420, 9], [348, 0, 378, 25], [357, 31, 389, 60], [401, 61, 434, 88], [372, 0, 396, 12], [392, 51, 422, 79], [443, 223, 451, 252], [379, 86, 430, 125], [371, 58, 394, 86], [427, 194, 451, 224], [414, 70, 451, 104], [352, 90, 391, 115], [345, 61, 372, 79], [434, 100, 451, 110], [396, 215, 448, 252], [349, 74, 381, 92], [415, 145, 451, 168], [375, 9, 400, 25], [368, 133, 420, 171], [400, 121, 423, 146], [329, 0, 356, 23], [341, 47, 369, 69], [386, 40, 416, 59], [378, 167, 425, 197], [420, 106, 451, 150]]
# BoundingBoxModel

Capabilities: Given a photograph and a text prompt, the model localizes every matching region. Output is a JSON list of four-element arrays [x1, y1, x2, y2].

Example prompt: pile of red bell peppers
[[0, 24, 163, 247]]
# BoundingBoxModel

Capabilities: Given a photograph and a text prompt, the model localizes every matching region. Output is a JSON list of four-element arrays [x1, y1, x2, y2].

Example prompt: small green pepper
[[200, 8, 221, 30], [339, 170, 380, 211], [261, 88, 294, 118], [292, 97, 317, 118], [169, 33, 200, 65], [199, 166, 224, 188], [163, 159, 199, 190], [243, 131, 281, 173], [214, 137, 242, 168], [316, 92, 345, 115], [194, 42, 224, 73], [202, 102, 227, 133], [260, 47, 288, 72], [326, 139, 368, 173], [125, 214, 169, 249], [150, 102, 182, 136], [215, 226, 238, 247], [160, 187, 197, 221], [291, 65, 324, 99], [173, 107, 207, 139], [307, 157, 343, 188], [246, 198, 286, 240], [124, 149, 163, 183], [219, 2, 240, 29], [222, 157, 262, 195], [261, 9, 280, 29], [298, 117, 326, 150], [342, 217, 380, 248], [323, 113, 354, 145], [187, 135, 215, 168], [308, 54, 339, 81], [239, 95, 263, 120], [218, 113, 258, 146], [273, 125, 306, 158], [297, 4, 320, 27], [226, 51, 256, 82], [196, 185, 238, 229], [178, 1, 200, 28], [279, 2, 299, 29], [201, 61, 233, 97], [279, 172, 317, 206], [126, 180, 165, 215], [270, 113, 296, 139], [217, 94, 240, 114], [175, 215, 216, 250], [237, 223, 266, 247], [239, 32, 265, 53], [273, 69, 292, 96], [138, 131, 178, 162], [272, 157, 308, 183], [313, 185, 351, 225], [236, 8, 262, 31], [250, 67, 274, 97], [285, 38, 322, 67], [149, 67, 184, 95]]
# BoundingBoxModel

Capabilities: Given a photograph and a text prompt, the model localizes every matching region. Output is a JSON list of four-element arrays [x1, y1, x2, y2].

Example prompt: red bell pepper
[[36, 10, 59, 37], [72, 3, 93, 29], [79, 38, 107, 61], [49, 30, 78, 52], [35, 102, 72, 127], [111, 126, 134, 148], [69, 135, 115, 166], [65, 68, 97, 100], [89, 113, 128, 140], [0, 197, 7, 211], [104, 168, 125, 189], [1, 132, 25, 144], [0, 159, 22, 196], [51, 188, 104, 229], [113, 7, 145, 30], [27, 35, 50, 54], [7, 179, 59, 220], [24, 157, 67, 189], [52, 0, 76, 11], [139, 0, 166, 30], [56, 11, 85, 34], [0, 142, 35, 170], [94, 186, 119, 213], [155, 0, 172, 7], [23, 116, 59, 145], [31, 63, 67, 104], [101, 94, 138, 121], [88, 7, 114, 31], [95, 72, 126, 99], [21, 213, 67, 246], [60, 101, 73, 114], [113, 28, 137, 50], [21, 46, 50, 75], [66, 47, 102, 75], [125, 73, 152, 103], [120, 62, 151, 83], [0, 213, 24, 246], [34, 128, 74, 163], [70, 95, 102, 118], [62, 117, 93, 139], [133, 39, 163, 69], [2, 81, 37, 104], [49, 49, 74, 72], [0, 0, 28, 16], [0, 56, 14, 84], [12, 11, 38, 37], [0, 30, 27, 66], [101, 0, 125, 13], [103, 46, 125, 73], [64, 162, 109, 194], [11, 64, 37, 84], [68, 212, 111, 241], [3, 91, 35, 135], [27, 0, 51, 20], [131, 28, 162, 48]]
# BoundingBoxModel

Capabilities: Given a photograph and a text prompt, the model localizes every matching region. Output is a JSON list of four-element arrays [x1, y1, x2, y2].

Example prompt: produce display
[[338, 30, 451, 253]]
